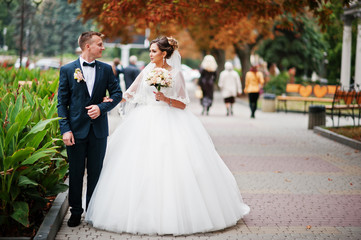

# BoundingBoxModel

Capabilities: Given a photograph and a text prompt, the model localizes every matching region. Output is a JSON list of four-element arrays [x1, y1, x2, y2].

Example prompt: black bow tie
[[83, 61, 95, 68]]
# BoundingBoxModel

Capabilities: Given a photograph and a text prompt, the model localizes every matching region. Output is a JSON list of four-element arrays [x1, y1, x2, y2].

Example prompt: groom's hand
[[86, 105, 101, 119], [63, 131, 75, 146]]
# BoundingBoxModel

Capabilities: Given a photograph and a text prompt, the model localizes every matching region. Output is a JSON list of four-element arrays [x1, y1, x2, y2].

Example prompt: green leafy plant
[[0, 68, 68, 237], [263, 71, 289, 95]]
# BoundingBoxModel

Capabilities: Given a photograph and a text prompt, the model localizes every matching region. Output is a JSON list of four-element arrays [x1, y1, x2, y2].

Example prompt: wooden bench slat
[[276, 96, 333, 102], [299, 85, 313, 97], [325, 104, 361, 110], [314, 85, 328, 98], [285, 84, 301, 93], [327, 85, 338, 95]]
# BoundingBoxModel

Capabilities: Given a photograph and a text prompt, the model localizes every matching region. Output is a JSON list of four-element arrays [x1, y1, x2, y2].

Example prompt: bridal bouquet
[[146, 68, 172, 91]]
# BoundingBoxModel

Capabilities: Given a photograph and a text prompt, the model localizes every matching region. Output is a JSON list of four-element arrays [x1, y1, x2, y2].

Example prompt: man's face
[[87, 35, 105, 59]]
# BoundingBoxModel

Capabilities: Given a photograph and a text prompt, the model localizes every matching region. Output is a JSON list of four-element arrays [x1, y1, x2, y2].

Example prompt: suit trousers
[[66, 125, 107, 215]]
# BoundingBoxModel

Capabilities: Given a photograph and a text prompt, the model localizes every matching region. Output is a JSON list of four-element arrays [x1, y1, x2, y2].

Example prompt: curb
[[313, 126, 361, 150], [33, 179, 69, 240]]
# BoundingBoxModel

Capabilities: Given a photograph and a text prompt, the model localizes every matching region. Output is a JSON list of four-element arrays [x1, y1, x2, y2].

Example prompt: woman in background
[[112, 57, 123, 83], [244, 65, 264, 118], [218, 62, 242, 116], [198, 55, 217, 115]]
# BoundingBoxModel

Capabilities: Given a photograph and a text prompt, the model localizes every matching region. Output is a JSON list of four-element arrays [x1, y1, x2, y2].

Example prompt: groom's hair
[[78, 31, 104, 50]]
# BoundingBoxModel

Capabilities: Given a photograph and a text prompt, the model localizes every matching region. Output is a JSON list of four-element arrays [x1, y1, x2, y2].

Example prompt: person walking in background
[[244, 65, 264, 119], [288, 67, 296, 83], [198, 55, 217, 115], [112, 58, 123, 82], [218, 62, 242, 116], [123, 55, 140, 90], [269, 63, 280, 77]]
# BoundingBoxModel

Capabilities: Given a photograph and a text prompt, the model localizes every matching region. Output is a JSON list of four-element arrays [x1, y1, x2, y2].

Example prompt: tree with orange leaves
[[70, 0, 352, 86], [71, 0, 343, 42], [208, 17, 274, 90]]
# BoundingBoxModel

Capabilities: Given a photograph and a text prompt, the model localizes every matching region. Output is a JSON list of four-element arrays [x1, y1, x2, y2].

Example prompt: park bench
[[325, 87, 361, 126], [276, 84, 336, 113]]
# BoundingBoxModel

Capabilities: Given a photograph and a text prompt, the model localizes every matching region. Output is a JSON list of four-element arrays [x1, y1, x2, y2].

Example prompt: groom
[[57, 31, 122, 227]]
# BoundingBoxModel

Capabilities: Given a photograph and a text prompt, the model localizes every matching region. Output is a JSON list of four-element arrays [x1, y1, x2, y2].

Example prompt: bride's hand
[[153, 92, 166, 101], [103, 97, 113, 103], [153, 91, 166, 101]]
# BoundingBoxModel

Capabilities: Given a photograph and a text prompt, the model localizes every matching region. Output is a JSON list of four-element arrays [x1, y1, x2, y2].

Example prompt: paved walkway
[[56, 88, 361, 240]]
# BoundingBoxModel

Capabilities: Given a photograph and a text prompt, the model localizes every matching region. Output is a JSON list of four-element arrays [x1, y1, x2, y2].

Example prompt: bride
[[85, 36, 250, 235]]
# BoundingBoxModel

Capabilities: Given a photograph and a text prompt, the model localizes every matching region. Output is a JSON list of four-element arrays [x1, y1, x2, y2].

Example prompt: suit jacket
[[57, 58, 122, 139], [123, 64, 140, 89]]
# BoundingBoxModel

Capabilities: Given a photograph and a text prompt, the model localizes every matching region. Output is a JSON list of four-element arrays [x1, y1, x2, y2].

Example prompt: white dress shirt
[[79, 57, 96, 97]]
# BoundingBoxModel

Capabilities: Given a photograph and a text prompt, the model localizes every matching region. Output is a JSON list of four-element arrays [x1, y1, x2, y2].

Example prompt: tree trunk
[[234, 43, 251, 93], [210, 48, 225, 87]]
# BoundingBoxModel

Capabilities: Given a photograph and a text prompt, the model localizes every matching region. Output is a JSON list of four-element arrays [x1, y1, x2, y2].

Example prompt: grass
[[275, 100, 333, 113], [326, 126, 361, 142]]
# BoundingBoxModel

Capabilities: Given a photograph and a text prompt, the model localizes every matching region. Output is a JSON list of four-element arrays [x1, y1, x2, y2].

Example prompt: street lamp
[[19, 0, 25, 68], [4, 0, 43, 68], [26, 0, 43, 59]]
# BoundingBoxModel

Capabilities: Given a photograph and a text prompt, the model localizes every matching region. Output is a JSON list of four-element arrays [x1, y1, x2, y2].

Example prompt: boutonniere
[[74, 68, 85, 83]]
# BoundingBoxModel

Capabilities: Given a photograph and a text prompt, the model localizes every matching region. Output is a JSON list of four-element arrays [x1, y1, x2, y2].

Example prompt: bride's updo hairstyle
[[150, 36, 178, 59]]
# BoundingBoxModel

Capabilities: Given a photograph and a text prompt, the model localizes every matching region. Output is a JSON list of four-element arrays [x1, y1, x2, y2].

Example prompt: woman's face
[[149, 43, 166, 66]]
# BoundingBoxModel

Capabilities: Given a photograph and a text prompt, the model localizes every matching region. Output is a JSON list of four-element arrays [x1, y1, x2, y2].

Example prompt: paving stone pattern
[[55, 91, 361, 240]]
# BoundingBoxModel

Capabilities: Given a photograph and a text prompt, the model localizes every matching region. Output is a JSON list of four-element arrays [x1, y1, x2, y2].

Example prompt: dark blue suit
[[57, 58, 122, 215]]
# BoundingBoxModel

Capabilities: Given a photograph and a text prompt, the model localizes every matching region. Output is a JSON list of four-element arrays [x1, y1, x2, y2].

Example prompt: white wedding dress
[[85, 52, 250, 236]]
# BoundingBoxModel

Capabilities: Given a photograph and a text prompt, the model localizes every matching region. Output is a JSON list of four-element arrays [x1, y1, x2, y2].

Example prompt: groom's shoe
[[67, 214, 81, 227]]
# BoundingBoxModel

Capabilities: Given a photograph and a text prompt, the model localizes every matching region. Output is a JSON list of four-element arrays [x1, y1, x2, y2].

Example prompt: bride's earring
[[163, 57, 165, 67]]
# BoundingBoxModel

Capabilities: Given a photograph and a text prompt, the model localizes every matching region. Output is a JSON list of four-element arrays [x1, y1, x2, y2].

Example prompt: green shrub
[[263, 71, 289, 95], [0, 68, 68, 237]]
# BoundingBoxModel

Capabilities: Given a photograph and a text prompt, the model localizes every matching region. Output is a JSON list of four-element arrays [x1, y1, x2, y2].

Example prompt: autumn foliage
[[69, 0, 347, 42], [69, 0, 352, 86]]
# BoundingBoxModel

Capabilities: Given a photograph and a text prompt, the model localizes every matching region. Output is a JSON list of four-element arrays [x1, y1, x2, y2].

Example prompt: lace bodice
[[124, 65, 190, 106]]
